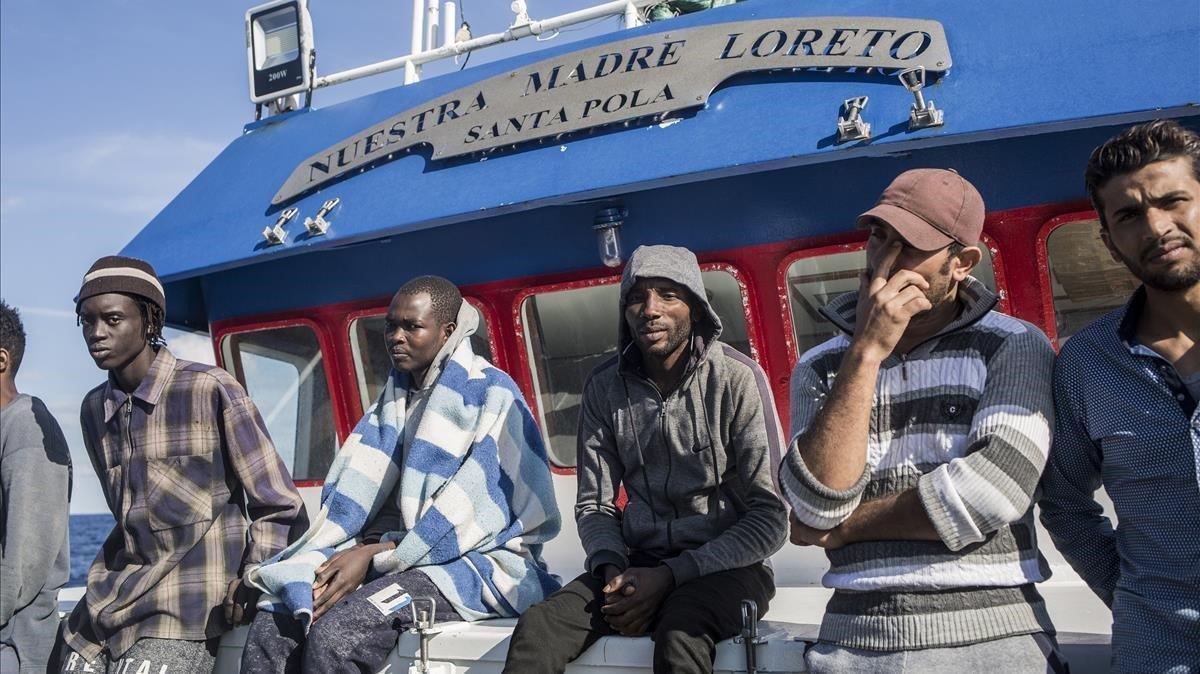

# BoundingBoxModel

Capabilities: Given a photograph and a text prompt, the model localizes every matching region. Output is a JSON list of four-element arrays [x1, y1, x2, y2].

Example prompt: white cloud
[[0, 194, 24, 216], [165, 328, 216, 365]]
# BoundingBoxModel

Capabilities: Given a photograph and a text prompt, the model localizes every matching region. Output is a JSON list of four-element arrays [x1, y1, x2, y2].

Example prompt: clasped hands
[[598, 564, 675, 637]]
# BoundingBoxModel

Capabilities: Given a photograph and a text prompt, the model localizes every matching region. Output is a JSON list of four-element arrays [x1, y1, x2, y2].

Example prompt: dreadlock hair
[[74, 293, 167, 349], [396, 276, 463, 326], [134, 295, 168, 348], [1085, 119, 1200, 228], [0, 299, 26, 374]]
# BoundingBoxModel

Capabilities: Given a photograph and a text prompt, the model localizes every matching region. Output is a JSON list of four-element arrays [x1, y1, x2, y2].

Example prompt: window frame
[[1034, 209, 1126, 347], [775, 233, 1010, 370], [511, 261, 763, 472], [214, 316, 345, 488]]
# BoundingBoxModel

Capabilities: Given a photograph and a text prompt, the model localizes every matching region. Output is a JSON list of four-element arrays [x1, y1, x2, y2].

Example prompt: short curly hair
[[0, 299, 26, 374], [1085, 119, 1200, 227], [396, 276, 463, 326]]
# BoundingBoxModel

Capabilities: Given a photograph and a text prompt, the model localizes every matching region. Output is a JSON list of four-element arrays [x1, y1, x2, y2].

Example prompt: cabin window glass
[[521, 270, 752, 467], [784, 246, 997, 357], [220, 326, 336, 481], [349, 302, 493, 412], [1045, 219, 1139, 343]]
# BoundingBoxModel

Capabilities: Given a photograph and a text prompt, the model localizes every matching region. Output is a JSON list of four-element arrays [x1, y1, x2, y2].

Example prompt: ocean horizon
[[68, 513, 115, 587]]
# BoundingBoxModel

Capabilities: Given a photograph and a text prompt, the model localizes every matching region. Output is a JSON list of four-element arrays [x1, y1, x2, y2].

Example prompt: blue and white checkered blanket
[[245, 337, 561, 630]]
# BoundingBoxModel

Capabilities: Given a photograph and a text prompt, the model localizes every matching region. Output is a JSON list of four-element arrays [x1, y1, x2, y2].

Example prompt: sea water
[[68, 513, 115, 587]]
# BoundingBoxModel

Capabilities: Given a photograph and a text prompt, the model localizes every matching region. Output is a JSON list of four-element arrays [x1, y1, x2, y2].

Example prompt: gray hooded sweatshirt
[[575, 245, 787, 586]]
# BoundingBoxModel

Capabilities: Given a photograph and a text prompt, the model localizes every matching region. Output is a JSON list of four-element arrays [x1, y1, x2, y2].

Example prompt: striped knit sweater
[[781, 277, 1057, 650]]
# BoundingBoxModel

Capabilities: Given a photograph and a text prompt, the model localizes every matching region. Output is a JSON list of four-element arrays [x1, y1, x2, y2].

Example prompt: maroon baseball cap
[[856, 168, 985, 251]]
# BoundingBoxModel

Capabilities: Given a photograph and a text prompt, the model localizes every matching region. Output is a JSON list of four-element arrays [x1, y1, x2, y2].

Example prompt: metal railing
[[313, 0, 665, 90]]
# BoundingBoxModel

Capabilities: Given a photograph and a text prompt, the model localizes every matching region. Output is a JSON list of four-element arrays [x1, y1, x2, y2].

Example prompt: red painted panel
[[207, 199, 1095, 486]]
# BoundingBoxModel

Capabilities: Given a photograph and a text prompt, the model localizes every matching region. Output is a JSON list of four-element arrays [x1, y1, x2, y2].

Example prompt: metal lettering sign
[[273, 17, 951, 205]]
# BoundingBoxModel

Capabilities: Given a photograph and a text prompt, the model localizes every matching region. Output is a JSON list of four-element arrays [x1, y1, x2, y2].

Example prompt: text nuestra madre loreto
[[275, 19, 950, 204]]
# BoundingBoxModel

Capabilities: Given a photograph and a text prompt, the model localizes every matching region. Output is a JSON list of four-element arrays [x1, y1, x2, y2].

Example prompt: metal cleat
[[304, 197, 340, 236], [899, 66, 944, 131], [836, 96, 871, 143], [734, 599, 766, 674], [408, 597, 452, 674], [262, 207, 298, 245]]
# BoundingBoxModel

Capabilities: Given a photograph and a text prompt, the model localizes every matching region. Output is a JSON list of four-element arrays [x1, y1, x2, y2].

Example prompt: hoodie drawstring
[[622, 377, 661, 534]]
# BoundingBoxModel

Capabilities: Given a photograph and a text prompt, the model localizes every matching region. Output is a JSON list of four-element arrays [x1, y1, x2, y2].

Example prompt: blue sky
[[0, 0, 616, 512]]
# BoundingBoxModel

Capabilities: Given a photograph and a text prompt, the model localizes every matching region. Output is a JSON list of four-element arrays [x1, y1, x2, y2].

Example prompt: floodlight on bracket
[[303, 197, 340, 236], [263, 207, 298, 245], [898, 67, 944, 131], [246, 0, 315, 106], [836, 96, 871, 144]]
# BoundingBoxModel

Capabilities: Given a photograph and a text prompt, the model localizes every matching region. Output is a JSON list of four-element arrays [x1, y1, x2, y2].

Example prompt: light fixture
[[593, 206, 626, 268], [836, 96, 871, 144], [263, 207, 298, 245], [246, 0, 315, 105], [303, 197, 340, 236], [898, 67, 944, 131]]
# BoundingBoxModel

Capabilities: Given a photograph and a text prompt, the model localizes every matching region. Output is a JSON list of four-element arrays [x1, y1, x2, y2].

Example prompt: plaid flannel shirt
[[63, 348, 307, 660]]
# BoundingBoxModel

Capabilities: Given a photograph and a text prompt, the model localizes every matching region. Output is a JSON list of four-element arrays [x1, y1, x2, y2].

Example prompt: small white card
[[367, 583, 413, 616]]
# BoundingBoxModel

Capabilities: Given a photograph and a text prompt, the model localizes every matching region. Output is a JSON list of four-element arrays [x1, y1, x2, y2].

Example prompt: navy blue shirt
[[1040, 288, 1200, 673]]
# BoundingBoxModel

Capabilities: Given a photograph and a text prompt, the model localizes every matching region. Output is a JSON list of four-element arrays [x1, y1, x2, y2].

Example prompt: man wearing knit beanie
[[60, 255, 308, 674]]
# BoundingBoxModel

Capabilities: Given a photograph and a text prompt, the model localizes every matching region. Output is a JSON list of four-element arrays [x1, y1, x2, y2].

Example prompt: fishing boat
[[89, 0, 1199, 670]]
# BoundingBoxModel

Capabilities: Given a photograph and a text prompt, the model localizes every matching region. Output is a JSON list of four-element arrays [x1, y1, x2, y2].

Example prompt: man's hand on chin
[[600, 566, 675, 636], [789, 513, 848, 550]]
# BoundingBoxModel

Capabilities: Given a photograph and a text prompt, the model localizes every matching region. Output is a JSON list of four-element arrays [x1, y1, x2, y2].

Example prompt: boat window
[[1045, 218, 1139, 343], [784, 245, 997, 357], [349, 302, 494, 412], [220, 325, 337, 482], [521, 270, 752, 468]]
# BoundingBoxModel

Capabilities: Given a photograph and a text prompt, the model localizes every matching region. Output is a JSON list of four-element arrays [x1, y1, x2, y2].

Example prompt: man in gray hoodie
[[504, 245, 788, 674], [1, 299, 72, 674]]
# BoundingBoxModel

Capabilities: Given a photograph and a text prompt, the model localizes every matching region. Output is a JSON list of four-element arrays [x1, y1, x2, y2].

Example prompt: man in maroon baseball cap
[[779, 169, 1065, 671], [855, 167, 985, 321]]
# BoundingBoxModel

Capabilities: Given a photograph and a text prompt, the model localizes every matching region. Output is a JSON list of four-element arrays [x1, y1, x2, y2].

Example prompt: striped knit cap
[[75, 256, 166, 313]]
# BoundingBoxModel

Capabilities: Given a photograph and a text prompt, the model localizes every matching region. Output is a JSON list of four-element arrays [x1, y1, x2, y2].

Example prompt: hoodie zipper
[[659, 402, 676, 550], [623, 368, 701, 552]]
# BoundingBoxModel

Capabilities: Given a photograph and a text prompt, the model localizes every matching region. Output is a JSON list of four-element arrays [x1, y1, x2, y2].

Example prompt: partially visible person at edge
[[1, 300, 72, 673], [241, 275, 560, 674], [781, 169, 1067, 672], [59, 256, 308, 674], [1039, 119, 1200, 672], [503, 245, 789, 674]]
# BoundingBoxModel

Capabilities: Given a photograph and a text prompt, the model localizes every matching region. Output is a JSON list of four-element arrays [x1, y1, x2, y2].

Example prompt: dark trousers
[[241, 569, 460, 674], [503, 562, 774, 674]]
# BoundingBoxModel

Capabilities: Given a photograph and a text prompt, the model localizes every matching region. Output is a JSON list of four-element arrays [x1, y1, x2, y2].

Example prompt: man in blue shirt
[[1039, 119, 1200, 672]]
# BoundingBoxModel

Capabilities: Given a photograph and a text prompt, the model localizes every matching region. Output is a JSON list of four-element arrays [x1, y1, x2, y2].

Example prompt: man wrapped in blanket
[[241, 276, 561, 673]]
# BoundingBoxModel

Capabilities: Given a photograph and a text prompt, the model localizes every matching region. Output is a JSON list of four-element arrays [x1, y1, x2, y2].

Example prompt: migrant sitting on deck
[[241, 276, 561, 674], [61, 256, 309, 674], [781, 170, 1067, 672], [1039, 119, 1200, 672], [0, 299, 71, 674], [504, 245, 788, 674]]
